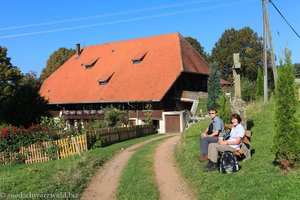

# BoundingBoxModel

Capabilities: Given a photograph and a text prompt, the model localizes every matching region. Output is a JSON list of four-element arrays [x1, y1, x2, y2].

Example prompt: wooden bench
[[224, 123, 252, 160]]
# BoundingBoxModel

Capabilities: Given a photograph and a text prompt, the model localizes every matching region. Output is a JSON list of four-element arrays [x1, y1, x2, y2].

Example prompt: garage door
[[165, 115, 180, 133]]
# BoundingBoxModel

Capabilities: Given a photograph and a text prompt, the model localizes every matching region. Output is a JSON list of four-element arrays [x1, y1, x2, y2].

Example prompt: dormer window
[[98, 72, 114, 86], [131, 51, 147, 64], [81, 57, 99, 69]]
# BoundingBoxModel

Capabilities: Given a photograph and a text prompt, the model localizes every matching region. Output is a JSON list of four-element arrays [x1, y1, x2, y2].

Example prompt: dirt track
[[81, 134, 194, 200], [154, 135, 195, 200], [81, 136, 167, 200]]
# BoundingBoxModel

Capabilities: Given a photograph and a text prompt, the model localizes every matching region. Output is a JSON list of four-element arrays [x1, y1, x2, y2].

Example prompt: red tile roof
[[40, 32, 210, 104]]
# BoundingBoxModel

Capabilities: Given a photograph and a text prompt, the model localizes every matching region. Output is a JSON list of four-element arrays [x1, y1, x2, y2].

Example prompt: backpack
[[219, 151, 239, 173], [207, 123, 214, 135]]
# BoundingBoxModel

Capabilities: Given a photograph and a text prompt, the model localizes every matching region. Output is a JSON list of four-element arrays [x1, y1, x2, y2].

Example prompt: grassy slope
[[174, 100, 300, 200], [0, 134, 162, 199], [117, 136, 170, 200]]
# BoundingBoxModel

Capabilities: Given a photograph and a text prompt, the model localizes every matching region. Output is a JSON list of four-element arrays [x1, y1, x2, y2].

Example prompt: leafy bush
[[241, 76, 256, 102], [0, 125, 47, 153], [104, 105, 128, 128], [217, 92, 231, 124], [88, 106, 129, 130], [41, 142, 61, 160], [88, 119, 108, 130], [11, 152, 26, 165]]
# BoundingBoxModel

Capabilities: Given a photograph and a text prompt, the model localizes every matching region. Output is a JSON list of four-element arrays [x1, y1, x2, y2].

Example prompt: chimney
[[76, 43, 81, 58]]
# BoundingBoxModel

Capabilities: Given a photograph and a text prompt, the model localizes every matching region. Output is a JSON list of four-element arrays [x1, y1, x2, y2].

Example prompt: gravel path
[[154, 135, 195, 200]]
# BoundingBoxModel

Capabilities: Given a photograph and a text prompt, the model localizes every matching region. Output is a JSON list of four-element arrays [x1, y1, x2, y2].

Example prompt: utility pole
[[262, 0, 278, 102], [265, 0, 278, 88], [262, 0, 268, 102]]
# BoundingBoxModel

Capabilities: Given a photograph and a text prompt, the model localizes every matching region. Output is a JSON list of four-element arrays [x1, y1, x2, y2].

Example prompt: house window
[[131, 51, 147, 64], [98, 72, 114, 86], [81, 57, 99, 69]]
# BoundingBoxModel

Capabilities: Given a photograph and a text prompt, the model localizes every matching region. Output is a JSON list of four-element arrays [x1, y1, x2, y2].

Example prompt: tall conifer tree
[[273, 49, 300, 163], [207, 63, 221, 109]]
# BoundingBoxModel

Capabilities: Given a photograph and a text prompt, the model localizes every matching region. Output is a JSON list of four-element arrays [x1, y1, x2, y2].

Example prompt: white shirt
[[228, 123, 245, 150]]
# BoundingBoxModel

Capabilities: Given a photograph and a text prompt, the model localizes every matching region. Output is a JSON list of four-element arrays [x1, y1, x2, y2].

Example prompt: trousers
[[199, 136, 219, 156], [207, 143, 237, 163]]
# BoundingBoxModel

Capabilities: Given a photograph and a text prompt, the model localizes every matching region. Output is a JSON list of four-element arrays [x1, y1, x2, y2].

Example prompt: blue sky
[[1, 0, 299, 76]]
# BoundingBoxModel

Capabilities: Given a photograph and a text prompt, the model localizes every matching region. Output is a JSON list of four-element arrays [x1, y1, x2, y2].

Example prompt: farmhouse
[[40, 32, 211, 133]]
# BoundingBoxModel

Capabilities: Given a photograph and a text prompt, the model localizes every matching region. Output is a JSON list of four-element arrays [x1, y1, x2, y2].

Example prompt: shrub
[[104, 105, 128, 128], [273, 48, 300, 165], [256, 68, 264, 99], [88, 120, 108, 130], [241, 76, 256, 102], [217, 92, 231, 124]]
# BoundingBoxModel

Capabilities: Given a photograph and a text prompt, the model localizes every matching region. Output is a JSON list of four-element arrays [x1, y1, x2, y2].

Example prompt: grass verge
[[174, 99, 300, 200], [117, 136, 170, 200], [0, 134, 163, 199]]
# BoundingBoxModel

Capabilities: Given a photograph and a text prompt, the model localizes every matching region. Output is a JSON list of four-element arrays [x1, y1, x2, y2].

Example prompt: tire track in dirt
[[154, 134, 195, 200], [81, 135, 168, 200]]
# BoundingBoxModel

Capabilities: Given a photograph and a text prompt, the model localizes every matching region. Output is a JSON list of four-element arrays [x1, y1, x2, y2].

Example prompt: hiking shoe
[[199, 154, 208, 162], [207, 163, 219, 172], [205, 160, 213, 169]]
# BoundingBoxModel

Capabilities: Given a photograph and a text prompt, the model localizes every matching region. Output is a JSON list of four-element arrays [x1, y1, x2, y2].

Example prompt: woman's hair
[[230, 113, 242, 123]]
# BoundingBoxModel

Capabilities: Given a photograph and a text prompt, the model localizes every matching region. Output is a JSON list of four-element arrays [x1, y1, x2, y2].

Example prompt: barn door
[[165, 115, 180, 133]]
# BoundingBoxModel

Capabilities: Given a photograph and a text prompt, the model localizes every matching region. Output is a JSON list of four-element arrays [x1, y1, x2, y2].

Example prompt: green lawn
[[117, 136, 170, 200], [174, 99, 300, 200], [0, 134, 162, 199]]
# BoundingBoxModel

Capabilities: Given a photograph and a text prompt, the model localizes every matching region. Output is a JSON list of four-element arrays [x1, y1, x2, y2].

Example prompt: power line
[[0, 0, 214, 31], [0, 0, 257, 39], [269, 0, 300, 39]]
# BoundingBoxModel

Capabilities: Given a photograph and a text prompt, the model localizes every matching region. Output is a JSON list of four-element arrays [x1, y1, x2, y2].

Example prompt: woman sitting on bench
[[206, 113, 245, 172]]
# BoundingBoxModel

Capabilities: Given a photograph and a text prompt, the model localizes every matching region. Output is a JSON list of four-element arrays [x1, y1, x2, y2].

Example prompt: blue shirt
[[210, 116, 226, 137]]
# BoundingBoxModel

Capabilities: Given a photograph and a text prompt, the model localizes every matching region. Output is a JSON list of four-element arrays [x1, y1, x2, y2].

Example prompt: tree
[[40, 47, 75, 82], [185, 36, 209, 60], [210, 27, 263, 81], [207, 62, 221, 109], [1, 72, 49, 127], [273, 48, 300, 165], [256, 68, 264, 99], [0, 46, 22, 101], [0, 46, 22, 124]]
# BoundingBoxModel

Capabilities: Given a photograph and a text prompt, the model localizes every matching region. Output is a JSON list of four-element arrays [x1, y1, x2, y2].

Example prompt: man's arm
[[201, 127, 209, 138], [210, 130, 220, 137]]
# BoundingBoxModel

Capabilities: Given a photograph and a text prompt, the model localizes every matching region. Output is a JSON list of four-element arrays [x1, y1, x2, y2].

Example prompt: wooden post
[[233, 53, 241, 98]]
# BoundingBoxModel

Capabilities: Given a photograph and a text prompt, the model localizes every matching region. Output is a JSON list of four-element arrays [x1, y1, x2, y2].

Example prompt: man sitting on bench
[[199, 108, 226, 162]]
